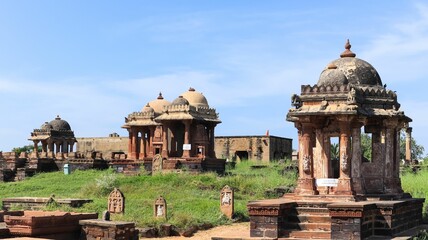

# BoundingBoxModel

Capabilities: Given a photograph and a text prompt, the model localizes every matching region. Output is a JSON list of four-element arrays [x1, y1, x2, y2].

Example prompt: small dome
[[317, 40, 382, 86], [49, 115, 71, 131], [181, 87, 209, 108], [148, 93, 171, 114], [40, 122, 53, 130], [318, 64, 348, 85], [171, 96, 189, 106], [142, 103, 155, 113]]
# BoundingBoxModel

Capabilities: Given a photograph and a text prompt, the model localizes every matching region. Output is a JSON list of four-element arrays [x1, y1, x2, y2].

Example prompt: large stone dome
[[317, 40, 382, 87], [148, 93, 171, 114], [181, 87, 209, 108], [48, 115, 71, 131]]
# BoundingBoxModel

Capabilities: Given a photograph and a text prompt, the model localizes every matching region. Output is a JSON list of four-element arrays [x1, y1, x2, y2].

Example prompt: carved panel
[[108, 188, 125, 214], [220, 185, 234, 219]]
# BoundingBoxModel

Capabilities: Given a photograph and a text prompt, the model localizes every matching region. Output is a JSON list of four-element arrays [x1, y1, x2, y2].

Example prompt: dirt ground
[[155, 222, 250, 240]]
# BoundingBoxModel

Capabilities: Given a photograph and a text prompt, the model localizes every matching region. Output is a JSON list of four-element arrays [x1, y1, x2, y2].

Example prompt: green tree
[[11, 144, 35, 155], [361, 133, 372, 161], [359, 131, 425, 161], [330, 143, 339, 160], [399, 131, 425, 161]]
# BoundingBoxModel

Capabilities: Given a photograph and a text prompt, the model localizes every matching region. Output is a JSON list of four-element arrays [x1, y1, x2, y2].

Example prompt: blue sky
[[0, 1, 427, 156]]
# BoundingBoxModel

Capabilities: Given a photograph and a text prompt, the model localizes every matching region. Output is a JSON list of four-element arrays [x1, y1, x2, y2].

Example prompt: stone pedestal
[[247, 199, 295, 238], [79, 219, 138, 240], [4, 211, 97, 238], [328, 202, 376, 239]]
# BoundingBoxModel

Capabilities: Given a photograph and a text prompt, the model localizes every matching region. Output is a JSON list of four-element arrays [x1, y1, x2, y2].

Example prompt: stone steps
[[288, 214, 331, 224], [284, 222, 331, 231], [281, 204, 331, 239], [282, 230, 331, 239]]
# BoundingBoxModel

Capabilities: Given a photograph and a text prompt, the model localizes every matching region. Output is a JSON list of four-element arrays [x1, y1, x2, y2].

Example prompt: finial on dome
[[189, 87, 195, 92], [55, 115, 61, 120], [340, 39, 356, 58], [145, 103, 150, 107], [327, 63, 337, 69], [157, 92, 164, 100]]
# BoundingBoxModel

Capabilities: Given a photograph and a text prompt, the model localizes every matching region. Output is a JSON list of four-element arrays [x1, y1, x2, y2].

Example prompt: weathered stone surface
[[108, 188, 125, 214], [138, 227, 158, 238], [5, 210, 97, 237], [220, 185, 234, 219], [247, 41, 425, 239], [154, 196, 167, 219], [79, 219, 138, 240], [214, 135, 292, 162]]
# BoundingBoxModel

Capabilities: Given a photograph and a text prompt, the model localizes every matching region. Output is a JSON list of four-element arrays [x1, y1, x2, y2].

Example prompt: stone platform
[[79, 219, 139, 240], [247, 196, 424, 239], [4, 210, 98, 239], [2, 197, 93, 211]]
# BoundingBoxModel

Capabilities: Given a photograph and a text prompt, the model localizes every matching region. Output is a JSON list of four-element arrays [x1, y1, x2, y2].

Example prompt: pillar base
[[294, 178, 318, 195], [335, 178, 354, 195]]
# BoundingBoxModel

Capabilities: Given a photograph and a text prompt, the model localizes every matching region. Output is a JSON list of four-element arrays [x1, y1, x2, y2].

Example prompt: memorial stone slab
[[154, 196, 167, 219], [220, 185, 234, 219], [108, 188, 125, 214]]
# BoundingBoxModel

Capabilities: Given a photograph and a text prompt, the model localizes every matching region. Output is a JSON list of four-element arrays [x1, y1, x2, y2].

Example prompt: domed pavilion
[[122, 88, 224, 172], [247, 40, 424, 239], [29, 115, 76, 158]]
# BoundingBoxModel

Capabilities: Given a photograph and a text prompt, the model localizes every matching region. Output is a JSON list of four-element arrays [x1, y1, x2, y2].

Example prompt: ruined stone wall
[[76, 137, 128, 160], [215, 136, 292, 162]]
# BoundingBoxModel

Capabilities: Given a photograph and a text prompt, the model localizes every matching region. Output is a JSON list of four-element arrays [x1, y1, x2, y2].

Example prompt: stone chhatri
[[122, 87, 225, 173], [247, 40, 424, 239]]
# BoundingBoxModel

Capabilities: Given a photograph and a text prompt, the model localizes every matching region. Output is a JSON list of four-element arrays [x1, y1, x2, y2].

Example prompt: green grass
[[401, 167, 428, 219], [0, 160, 297, 229], [1, 160, 425, 229]]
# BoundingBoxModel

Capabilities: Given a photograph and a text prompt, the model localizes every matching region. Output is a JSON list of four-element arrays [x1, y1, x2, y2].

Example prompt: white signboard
[[183, 144, 191, 150], [316, 178, 338, 187]]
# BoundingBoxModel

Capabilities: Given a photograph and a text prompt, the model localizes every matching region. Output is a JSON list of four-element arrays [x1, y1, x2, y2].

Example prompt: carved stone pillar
[[315, 129, 329, 194], [295, 123, 318, 195], [209, 125, 216, 158], [336, 121, 353, 195], [33, 141, 38, 152], [41, 141, 47, 153], [161, 126, 168, 159], [351, 125, 364, 194], [62, 141, 68, 153], [140, 130, 146, 159], [130, 129, 138, 159], [384, 119, 401, 194], [55, 142, 61, 154], [127, 130, 133, 159], [182, 121, 191, 158], [149, 127, 155, 157], [70, 141, 75, 153], [405, 127, 412, 163]]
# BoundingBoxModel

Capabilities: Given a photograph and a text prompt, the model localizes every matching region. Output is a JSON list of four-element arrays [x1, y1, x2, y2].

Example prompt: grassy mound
[[0, 160, 297, 229], [1, 161, 426, 228]]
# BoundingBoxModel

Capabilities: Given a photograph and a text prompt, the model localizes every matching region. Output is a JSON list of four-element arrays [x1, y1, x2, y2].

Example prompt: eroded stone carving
[[220, 185, 234, 219], [108, 188, 125, 214], [154, 196, 167, 219], [302, 155, 311, 173], [291, 94, 302, 109], [341, 153, 348, 172]]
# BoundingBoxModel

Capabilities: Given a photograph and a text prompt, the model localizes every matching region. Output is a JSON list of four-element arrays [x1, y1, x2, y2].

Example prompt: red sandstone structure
[[122, 87, 225, 172], [247, 40, 425, 239]]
